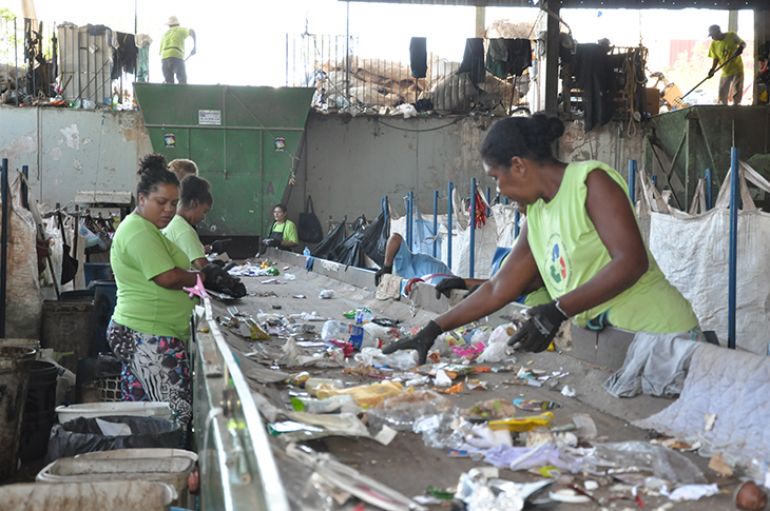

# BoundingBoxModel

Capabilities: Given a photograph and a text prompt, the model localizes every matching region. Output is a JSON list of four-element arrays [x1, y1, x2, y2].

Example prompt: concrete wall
[[0, 106, 152, 207], [288, 113, 645, 230]]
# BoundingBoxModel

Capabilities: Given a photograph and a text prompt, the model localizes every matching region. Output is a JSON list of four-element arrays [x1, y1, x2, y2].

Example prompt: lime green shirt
[[111, 213, 194, 341], [708, 32, 744, 77], [526, 160, 698, 333], [162, 215, 205, 267], [271, 219, 299, 244], [159, 27, 190, 60]]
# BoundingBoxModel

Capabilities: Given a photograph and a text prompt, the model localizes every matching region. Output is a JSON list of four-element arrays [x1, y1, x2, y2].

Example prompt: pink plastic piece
[[183, 274, 208, 300]]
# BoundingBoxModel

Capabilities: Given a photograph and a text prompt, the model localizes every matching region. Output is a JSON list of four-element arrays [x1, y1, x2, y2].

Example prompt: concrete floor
[[215, 262, 739, 510]]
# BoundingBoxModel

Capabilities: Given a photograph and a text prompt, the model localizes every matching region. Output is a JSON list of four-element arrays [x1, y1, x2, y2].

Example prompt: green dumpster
[[134, 84, 314, 239]]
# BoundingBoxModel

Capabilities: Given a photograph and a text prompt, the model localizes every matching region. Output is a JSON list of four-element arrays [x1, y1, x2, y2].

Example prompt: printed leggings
[[107, 320, 192, 428]]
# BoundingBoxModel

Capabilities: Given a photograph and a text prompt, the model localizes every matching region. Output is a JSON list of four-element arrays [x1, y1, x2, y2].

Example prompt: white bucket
[[0, 480, 175, 511], [37, 456, 193, 504], [56, 401, 172, 423], [75, 447, 198, 463]]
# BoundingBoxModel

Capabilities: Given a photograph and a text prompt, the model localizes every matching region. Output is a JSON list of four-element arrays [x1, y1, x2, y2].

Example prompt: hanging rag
[[459, 38, 485, 85], [506, 39, 532, 77], [485, 39, 509, 79], [409, 37, 427, 79], [111, 32, 138, 79], [572, 43, 616, 132]]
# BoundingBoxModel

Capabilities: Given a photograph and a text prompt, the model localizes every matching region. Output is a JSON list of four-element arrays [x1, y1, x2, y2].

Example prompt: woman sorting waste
[[108, 154, 219, 430], [162, 175, 213, 270], [384, 114, 699, 364], [261, 203, 299, 251]]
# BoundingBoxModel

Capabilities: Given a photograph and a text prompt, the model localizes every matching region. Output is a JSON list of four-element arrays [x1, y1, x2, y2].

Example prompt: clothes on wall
[[459, 38, 486, 85], [570, 43, 617, 132], [409, 37, 427, 79], [486, 38, 532, 79], [111, 33, 138, 79]]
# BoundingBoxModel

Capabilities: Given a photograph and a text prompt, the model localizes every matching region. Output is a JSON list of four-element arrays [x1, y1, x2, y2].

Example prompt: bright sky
[[0, 0, 755, 102]]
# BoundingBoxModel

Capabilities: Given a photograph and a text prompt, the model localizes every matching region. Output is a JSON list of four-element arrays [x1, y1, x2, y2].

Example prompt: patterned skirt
[[107, 320, 192, 428]]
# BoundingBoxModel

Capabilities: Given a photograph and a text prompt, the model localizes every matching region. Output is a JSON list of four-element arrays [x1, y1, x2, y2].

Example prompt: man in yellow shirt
[[707, 24, 745, 105], [159, 16, 196, 84]]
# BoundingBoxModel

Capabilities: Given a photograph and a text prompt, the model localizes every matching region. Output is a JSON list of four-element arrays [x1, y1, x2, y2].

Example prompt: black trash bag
[[311, 217, 347, 260], [47, 415, 183, 462], [360, 197, 390, 267], [298, 195, 324, 243], [202, 264, 247, 298], [329, 216, 367, 267]]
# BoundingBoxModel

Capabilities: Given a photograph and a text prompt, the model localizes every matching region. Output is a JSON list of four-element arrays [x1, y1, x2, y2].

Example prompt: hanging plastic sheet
[[311, 216, 347, 260], [360, 197, 391, 267]]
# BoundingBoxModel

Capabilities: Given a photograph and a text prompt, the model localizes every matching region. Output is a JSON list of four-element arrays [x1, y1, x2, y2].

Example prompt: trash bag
[[311, 217, 347, 260], [330, 216, 367, 267], [360, 197, 390, 267], [47, 415, 183, 462], [298, 195, 324, 243]]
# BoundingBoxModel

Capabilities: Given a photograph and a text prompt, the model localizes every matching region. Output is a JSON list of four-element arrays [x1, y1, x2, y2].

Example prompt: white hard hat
[[166, 16, 180, 26]]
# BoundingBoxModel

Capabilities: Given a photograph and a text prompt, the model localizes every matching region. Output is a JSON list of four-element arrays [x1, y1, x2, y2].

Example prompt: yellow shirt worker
[[707, 24, 745, 105], [159, 16, 197, 84]]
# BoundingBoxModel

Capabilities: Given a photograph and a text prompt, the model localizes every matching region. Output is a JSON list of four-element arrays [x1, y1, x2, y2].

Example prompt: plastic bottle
[[349, 311, 365, 350], [321, 320, 354, 341]]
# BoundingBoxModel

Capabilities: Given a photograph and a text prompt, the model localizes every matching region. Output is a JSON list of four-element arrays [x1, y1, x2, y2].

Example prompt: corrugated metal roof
[[345, 0, 761, 9]]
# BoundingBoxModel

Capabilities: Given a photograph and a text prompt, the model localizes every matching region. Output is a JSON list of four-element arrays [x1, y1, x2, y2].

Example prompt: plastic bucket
[[0, 480, 176, 511], [75, 447, 198, 463], [46, 415, 183, 461], [0, 346, 36, 480], [83, 262, 112, 286], [56, 401, 173, 423], [38, 456, 194, 507], [90, 280, 117, 356], [19, 360, 59, 461]]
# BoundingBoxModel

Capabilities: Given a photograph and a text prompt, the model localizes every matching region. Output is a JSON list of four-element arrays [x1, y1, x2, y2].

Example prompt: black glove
[[210, 238, 231, 254], [382, 320, 442, 365], [262, 238, 279, 248], [434, 276, 467, 299], [507, 301, 567, 353], [707, 68, 716, 78], [374, 265, 392, 286], [735, 46, 744, 56]]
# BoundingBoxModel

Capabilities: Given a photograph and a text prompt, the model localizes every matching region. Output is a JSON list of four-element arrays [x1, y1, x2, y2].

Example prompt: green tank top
[[526, 160, 698, 333]]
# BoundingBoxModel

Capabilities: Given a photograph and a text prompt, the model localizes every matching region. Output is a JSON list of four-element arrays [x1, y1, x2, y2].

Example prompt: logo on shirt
[[547, 234, 570, 293]]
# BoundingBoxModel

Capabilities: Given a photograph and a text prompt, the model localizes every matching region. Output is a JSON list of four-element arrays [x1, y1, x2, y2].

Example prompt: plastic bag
[[314, 381, 403, 409], [353, 347, 418, 370], [298, 195, 324, 243], [367, 390, 454, 431], [47, 415, 183, 462], [330, 215, 366, 267], [360, 197, 390, 267], [311, 216, 347, 260], [586, 441, 706, 485], [413, 410, 468, 449]]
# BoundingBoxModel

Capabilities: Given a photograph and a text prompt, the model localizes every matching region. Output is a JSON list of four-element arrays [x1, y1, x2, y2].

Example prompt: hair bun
[[138, 153, 168, 176]]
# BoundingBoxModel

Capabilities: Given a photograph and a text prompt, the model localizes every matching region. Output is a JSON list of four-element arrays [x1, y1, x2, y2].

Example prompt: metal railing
[[285, 32, 531, 115]]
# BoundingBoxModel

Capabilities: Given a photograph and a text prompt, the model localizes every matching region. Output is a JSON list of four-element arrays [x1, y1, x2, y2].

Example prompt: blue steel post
[[21, 164, 29, 209], [432, 190, 439, 258], [728, 148, 740, 350], [705, 168, 713, 211], [486, 186, 491, 215], [627, 160, 637, 202], [469, 178, 477, 278], [447, 182, 454, 269], [406, 191, 414, 251], [514, 206, 521, 239], [0, 159, 8, 337]]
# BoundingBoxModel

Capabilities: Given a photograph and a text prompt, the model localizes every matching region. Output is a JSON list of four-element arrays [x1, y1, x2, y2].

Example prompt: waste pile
[[213, 257, 762, 511]]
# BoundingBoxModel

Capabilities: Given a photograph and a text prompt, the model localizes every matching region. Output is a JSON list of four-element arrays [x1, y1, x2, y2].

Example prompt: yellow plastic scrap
[[245, 318, 270, 341], [315, 381, 403, 409], [487, 412, 554, 432]]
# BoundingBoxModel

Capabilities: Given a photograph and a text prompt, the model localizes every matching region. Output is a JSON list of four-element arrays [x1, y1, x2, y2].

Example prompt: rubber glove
[[382, 320, 442, 365], [507, 301, 567, 353]]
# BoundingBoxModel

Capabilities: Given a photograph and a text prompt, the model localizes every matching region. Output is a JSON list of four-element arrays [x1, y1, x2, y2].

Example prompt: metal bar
[[406, 191, 413, 250], [143, 123, 306, 132], [727, 146, 740, 350], [14, 18, 19, 106], [514, 205, 520, 239], [285, 33, 289, 87], [485, 186, 491, 215], [627, 159, 637, 202], [21, 165, 29, 209], [345, 2, 350, 105], [432, 190, 438, 258], [705, 168, 713, 211], [0, 158, 8, 337], [447, 182, 453, 269], [469, 177, 477, 278]]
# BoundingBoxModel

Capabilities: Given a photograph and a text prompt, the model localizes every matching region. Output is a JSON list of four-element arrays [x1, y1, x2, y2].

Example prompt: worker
[[162, 175, 212, 270], [159, 16, 196, 85], [707, 24, 745, 105], [168, 158, 198, 181], [107, 154, 217, 430], [384, 114, 699, 364], [262, 203, 299, 250]]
